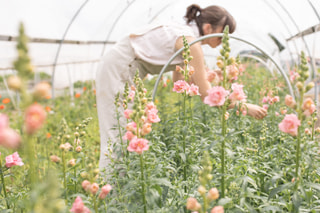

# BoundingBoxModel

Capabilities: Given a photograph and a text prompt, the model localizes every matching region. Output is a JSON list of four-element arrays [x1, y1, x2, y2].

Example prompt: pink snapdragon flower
[[99, 184, 112, 199], [5, 152, 24, 168], [123, 131, 135, 141], [187, 84, 200, 96], [24, 103, 46, 134], [279, 114, 301, 136], [302, 98, 316, 116], [0, 114, 21, 149], [229, 83, 247, 102], [126, 122, 137, 132], [70, 196, 91, 213], [128, 90, 135, 102], [226, 64, 239, 81], [127, 137, 149, 154], [146, 109, 160, 123], [90, 183, 99, 195], [173, 80, 189, 93], [186, 197, 201, 211], [124, 109, 133, 119], [285, 95, 296, 108], [204, 86, 229, 107], [81, 180, 91, 192]]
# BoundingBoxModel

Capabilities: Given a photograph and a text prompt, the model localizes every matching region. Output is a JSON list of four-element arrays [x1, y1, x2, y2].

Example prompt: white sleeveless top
[[129, 21, 200, 66]]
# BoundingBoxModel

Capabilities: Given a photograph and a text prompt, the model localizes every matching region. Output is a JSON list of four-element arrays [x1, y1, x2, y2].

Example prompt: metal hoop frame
[[152, 33, 295, 101]]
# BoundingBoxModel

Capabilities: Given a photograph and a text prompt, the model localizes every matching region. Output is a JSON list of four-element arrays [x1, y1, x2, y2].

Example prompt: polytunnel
[[1, 0, 320, 100]]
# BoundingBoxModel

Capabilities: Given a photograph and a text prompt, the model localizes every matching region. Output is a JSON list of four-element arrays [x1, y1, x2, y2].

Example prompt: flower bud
[[74, 132, 80, 137], [217, 60, 224, 69], [75, 146, 82, 152], [50, 155, 61, 163], [33, 82, 51, 99], [295, 82, 304, 91], [305, 82, 315, 92], [198, 185, 206, 195], [68, 159, 76, 167], [8, 75, 22, 91]]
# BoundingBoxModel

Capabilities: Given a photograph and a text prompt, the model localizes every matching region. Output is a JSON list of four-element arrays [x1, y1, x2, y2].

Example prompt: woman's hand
[[245, 103, 267, 120]]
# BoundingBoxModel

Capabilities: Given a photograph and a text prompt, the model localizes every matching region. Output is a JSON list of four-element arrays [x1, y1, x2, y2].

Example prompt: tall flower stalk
[[172, 36, 200, 194], [125, 71, 161, 213], [204, 26, 246, 197], [280, 51, 316, 185]]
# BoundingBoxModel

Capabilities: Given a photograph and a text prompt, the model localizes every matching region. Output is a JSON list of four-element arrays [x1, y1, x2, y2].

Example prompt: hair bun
[[185, 4, 202, 23]]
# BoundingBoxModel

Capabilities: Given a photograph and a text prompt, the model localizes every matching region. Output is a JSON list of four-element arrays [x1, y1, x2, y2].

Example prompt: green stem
[[62, 151, 67, 204], [183, 94, 187, 194], [74, 167, 77, 192], [93, 195, 98, 213], [26, 135, 36, 187], [0, 158, 9, 209], [221, 106, 227, 198], [139, 154, 147, 213]]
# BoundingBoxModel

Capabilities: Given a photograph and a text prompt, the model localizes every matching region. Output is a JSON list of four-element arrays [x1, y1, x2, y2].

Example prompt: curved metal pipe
[[239, 54, 275, 76], [275, 0, 317, 103], [100, 0, 137, 56], [51, 0, 90, 99], [262, 0, 297, 63], [152, 33, 294, 101]]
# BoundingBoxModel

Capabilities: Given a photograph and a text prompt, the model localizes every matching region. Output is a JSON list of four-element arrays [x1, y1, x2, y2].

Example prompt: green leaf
[[153, 178, 172, 188], [218, 198, 232, 206], [268, 182, 293, 200], [179, 153, 186, 163]]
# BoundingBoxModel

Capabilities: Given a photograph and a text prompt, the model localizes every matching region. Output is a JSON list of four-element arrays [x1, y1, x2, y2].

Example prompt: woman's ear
[[202, 23, 212, 35]]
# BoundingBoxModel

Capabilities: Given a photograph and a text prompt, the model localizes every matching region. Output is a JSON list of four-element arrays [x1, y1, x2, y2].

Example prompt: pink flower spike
[[127, 137, 149, 154], [99, 184, 112, 199], [204, 86, 229, 107], [70, 196, 91, 213], [122, 131, 135, 141], [5, 152, 24, 168], [147, 111, 160, 123], [279, 113, 301, 136]]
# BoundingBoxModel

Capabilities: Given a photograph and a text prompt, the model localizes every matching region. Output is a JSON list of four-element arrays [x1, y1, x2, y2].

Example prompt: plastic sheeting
[[0, 0, 319, 89]]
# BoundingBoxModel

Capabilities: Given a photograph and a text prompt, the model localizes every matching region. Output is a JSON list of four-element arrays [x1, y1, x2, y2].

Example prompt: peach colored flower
[[82, 180, 91, 192], [204, 86, 229, 107], [126, 122, 137, 132], [141, 123, 152, 136], [0, 128, 21, 149], [5, 152, 24, 168], [279, 114, 301, 136], [229, 83, 247, 102], [127, 137, 149, 154], [0, 105, 5, 110], [173, 80, 189, 93], [46, 132, 52, 138], [285, 95, 296, 108], [186, 197, 201, 211], [211, 206, 224, 213], [302, 98, 316, 116], [70, 196, 91, 213], [187, 84, 200, 96], [75, 93, 81, 98], [33, 82, 51, 99], [50, 155, 61, 163], [207, 187, 219, 200], [24, 103, 46, 134], [207, 69, 218, 83], [226, 64, 239, 81], [90, 183, 99, 195]]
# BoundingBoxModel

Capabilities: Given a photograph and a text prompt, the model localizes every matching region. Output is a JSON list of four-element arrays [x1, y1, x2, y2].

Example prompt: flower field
[[0, 24, 320, 213]]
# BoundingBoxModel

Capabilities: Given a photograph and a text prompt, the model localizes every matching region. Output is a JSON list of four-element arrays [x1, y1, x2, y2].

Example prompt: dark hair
[[185, 4, 236, 35]]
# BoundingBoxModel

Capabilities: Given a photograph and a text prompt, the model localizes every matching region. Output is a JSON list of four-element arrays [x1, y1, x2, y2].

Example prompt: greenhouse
[[0, 0, 320, 212]]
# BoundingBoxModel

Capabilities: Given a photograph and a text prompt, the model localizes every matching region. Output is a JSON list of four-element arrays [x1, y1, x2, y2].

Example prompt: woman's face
[[202, 25, 224, 48]]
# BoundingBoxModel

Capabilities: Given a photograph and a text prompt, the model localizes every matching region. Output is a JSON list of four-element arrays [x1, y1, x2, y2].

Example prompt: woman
[[96, 4, 267, 175]]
